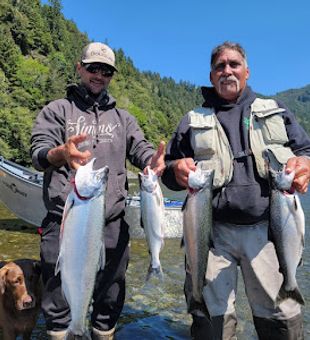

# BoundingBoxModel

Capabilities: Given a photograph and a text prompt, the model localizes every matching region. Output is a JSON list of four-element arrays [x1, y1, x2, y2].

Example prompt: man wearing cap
[[31, 42, 165, 340]]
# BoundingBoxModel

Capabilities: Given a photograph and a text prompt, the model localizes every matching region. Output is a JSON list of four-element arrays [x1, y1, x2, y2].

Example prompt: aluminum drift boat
[[0, 156, 46, 226], [0, 157, 183, 237]]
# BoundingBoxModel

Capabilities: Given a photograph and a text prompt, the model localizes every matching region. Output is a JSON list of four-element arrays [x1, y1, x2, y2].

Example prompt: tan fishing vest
[[189, 98, 295, 189]]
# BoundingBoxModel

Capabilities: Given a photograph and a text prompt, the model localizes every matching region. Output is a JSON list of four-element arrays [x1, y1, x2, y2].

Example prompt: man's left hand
[[146, 141, 166, 176], [286, 156, 310, 193]]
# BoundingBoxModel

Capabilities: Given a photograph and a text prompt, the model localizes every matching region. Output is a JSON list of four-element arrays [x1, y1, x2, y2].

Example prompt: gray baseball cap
[[81, 42, 118, 71]]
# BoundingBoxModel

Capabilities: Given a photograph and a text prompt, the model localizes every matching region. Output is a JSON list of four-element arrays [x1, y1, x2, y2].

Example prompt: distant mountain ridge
[[0, 0, 309, 166], [273, 84, 310, 132]]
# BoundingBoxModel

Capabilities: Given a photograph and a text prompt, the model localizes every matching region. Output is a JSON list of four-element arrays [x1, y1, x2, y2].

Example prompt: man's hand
[[147, 141, 166, 176], [286, 156, 310, 193], [47, 133, 92, 170], [173, 158, 196, 188]]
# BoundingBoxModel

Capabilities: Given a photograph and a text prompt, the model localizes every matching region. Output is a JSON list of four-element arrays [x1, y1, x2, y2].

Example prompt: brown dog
[[0, 259, 41, 340]]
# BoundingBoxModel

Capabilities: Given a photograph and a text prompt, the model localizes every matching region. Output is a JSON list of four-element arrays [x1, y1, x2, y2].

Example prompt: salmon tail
[[275, 284, 305, 306], [146, 264, 163, 281]]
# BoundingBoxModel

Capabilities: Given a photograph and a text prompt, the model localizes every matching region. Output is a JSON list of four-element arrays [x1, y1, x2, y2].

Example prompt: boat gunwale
[[0, 157, 43, 188]]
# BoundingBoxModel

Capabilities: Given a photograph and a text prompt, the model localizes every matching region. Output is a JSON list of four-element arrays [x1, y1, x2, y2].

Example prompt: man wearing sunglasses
[[31, 42, 165, 340]]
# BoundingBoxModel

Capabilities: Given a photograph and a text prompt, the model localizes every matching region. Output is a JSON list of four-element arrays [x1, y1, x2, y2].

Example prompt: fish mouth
[[188, 187, 199, 195], [95, 165, 109, 179], [72, 179, 93, 200], [284, 187, 295, 195], [74, 160, 109, 198]]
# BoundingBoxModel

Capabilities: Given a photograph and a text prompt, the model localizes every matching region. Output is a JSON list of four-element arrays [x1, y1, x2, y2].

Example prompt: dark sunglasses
[[82, 63, 115, 77]]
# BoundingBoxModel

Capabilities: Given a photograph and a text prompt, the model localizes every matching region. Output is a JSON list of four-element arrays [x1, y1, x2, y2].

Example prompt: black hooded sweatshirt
[[162, 86, 310, 225], [31, 84, 155, 227]]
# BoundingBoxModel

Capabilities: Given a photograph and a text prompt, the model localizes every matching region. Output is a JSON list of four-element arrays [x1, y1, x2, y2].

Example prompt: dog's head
[[0, 259, 41, 311]]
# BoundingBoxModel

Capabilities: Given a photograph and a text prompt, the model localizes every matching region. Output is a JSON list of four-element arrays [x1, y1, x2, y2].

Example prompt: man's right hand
[[173, 158, 196, 188], [47, 134, 92, 170]]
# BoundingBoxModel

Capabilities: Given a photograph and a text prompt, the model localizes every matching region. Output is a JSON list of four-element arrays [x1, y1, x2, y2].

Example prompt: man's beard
[[218, 75, 240, 95]]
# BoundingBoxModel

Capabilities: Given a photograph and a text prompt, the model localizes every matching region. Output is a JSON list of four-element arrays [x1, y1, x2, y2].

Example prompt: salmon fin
[[146, 264, 163, 281], [301, 233, 305, 248], [275, 284, 305, 306], [181, 195, 189, 211], [160, 237, 165, 251], [140, 214, 144, 229]]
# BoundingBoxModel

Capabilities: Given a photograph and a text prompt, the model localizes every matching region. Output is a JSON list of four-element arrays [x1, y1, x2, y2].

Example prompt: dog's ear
[[0, 267, 8, 294], [33, 260, 41, 275]]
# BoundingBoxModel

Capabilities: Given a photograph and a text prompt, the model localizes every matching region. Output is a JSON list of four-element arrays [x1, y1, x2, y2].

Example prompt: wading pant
[[40, 213, 130, 333], [200, 221, 303, 340]]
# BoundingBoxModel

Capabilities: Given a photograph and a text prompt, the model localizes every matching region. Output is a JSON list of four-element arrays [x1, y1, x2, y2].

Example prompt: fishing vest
[[189, 98, 295, 189]]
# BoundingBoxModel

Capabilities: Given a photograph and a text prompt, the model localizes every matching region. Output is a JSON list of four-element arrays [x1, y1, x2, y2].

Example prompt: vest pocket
[[199, 158, 227, 188], [190, 124, 233, 189], [190, 126, 215, 159], [189, 109, 233, 189], [258, 114, 288, 144], [265, 146, 295, 167]]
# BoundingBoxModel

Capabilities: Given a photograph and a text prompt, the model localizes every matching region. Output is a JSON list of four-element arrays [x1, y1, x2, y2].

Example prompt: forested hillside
[[0, 0, 309, 166], [274, 85, 310, 132], [0, 0, 202, 165]]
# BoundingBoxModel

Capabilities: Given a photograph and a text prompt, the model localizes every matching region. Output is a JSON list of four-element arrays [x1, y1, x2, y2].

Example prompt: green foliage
[[9, 0, 53, 55], [0, 0, 309, 167], [0, 69, 9, 93], [0, 24, 22, 77], [44, 52, 70, 101], [12, 56, 49, 109], [0, 106, 33, 164], [273, 85, 310, 133]]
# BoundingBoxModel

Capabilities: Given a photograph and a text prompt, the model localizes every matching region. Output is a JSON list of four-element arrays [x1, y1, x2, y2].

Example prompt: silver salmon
[[55, 159, 109, 338], [139, 166, 165, 280], [270, 168, 305, 306], [183, 166, 214, 303]]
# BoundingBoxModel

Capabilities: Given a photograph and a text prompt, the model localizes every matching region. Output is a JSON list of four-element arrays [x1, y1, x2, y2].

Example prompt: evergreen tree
[[0, 0, 308, 166]]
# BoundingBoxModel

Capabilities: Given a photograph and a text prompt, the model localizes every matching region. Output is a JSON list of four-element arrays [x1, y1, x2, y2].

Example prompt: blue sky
[[45, 0, 309, 95]]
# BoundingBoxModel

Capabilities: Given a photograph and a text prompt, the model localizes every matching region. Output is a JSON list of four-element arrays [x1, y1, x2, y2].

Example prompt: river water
[[0, 187, 309, 339]]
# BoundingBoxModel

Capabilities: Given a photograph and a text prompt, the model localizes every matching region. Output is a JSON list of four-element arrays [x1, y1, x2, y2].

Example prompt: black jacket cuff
[[38, 148, 51, 169]]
